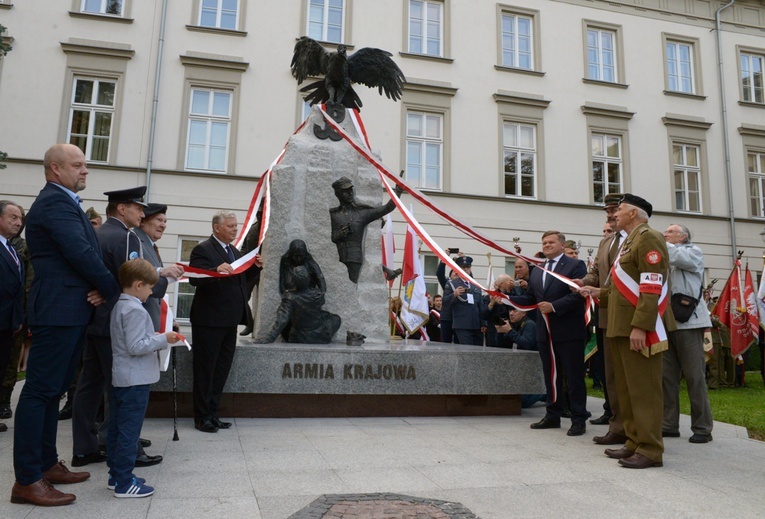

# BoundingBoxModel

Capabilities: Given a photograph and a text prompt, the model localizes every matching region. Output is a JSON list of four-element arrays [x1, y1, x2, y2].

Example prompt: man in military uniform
[[602, 194, 675, 469], [329, 176, 402, 283], [442, 255, 486, 346], [575, 193, 626, 443]]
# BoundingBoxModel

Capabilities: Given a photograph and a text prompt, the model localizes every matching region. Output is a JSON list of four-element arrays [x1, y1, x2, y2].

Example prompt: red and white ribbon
[[610, 257, 669, 347]]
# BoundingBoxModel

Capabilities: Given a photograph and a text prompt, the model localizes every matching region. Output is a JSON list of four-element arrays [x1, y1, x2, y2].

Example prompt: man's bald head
[[43, 144, 88, 192]]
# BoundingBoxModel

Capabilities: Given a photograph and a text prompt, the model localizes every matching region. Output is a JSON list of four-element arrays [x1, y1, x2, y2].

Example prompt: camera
[[492, 315, 508, 326], [447, 247, 459, 254]]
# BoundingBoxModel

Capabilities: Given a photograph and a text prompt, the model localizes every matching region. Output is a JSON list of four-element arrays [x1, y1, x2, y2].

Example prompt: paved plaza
[[0, 388, 762, 518]]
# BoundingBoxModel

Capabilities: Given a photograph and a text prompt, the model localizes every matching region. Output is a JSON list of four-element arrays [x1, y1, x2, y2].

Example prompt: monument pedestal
[[147, 338, 545, 418]]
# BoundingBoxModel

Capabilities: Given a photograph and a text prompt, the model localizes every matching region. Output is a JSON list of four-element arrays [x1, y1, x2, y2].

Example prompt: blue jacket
[[0, 238, 24, 331], [26, 183, 119, 327]]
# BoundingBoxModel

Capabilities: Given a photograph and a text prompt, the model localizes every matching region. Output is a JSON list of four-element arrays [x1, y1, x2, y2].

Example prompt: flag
[[743, 265, 760, 343], [158, 295, 191, 371], [381, 214, 395, 286], [399, 216, 429, 335], [486, 253, 495, 289], [713, 260, 758, 357]]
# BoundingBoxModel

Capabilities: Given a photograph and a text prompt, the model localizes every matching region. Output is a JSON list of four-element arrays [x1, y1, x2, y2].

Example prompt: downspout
[[145, 0, 169, 201], [715, 0, 736, 262]]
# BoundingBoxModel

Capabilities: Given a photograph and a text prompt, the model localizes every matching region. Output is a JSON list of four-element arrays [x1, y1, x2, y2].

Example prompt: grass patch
[[587, 371, 765, 441]]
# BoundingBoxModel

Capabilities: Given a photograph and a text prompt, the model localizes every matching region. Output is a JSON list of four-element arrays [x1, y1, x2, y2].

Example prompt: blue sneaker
[[108, 476, 145, 490], [114, 477, 154, 498]]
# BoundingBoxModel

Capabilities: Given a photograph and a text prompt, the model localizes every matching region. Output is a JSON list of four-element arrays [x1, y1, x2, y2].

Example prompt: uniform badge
[[645, 250, 661, 265], [129, 251, 139, 260]]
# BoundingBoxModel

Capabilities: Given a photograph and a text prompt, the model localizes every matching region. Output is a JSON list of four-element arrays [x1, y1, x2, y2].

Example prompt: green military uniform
[[606, 222, 676, 463]]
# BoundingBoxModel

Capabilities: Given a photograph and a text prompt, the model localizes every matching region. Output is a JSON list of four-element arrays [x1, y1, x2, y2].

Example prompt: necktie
[[543, 259, 556, 287], [608, 234, 622, 265], [153, 243, 162, 264], [6, 242, 20, 271], [225, 244, 235, 263]]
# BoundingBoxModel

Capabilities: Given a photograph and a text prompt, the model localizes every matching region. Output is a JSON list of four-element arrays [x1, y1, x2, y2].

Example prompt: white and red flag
[[399, 214, 429, 336], [158, 295, 191, 371], [713, 260, 758, 357]]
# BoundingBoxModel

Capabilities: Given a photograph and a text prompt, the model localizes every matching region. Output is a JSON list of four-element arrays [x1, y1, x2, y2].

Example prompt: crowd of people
[[0, 142, 756, 506]]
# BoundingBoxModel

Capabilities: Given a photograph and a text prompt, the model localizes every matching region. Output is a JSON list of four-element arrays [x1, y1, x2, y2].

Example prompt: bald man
[[12, 144, 119, 506]]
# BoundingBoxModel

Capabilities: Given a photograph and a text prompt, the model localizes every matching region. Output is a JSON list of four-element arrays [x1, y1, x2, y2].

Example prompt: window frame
[[188, 0, 247, 33], [407, 0, 445, 58], [663, 114, 711, 215], [502, 121, 537, 199], [496, 5, 540, 73], [747, 149, 765, 219], [662, 33, 704, 99], [581, 103, 633, 205], [590, 132, 624, 205], [405, 110, 444, 191], [197, 0, 240, 30], [738, 46, 765, 106], [421, 253, 441, 297], [306, 0, 346, 44], [672, 142, 702, 214], [67, 76, 118, 164], [78, 0, 125, 16], [174, 236, 206, 322], [582, 20, 626, 86], [184, 87, 234, 173]]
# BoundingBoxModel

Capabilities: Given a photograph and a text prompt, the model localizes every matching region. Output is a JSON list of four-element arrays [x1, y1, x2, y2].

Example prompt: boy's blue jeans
[[106, 384, 150, 488]]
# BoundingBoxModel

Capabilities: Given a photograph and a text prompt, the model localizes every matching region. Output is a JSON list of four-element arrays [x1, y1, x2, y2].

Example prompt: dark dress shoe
[[212, 417, 232, 429], [0, 422, 7, 432], [239, 326, 253, 336], [619, 452, 662, 469], [589, 414, 611, 425], [58, 400, 73, 421], [43, 461, 90, 484], [567, 423, 586, 436], [530, 417, 561, 430], [11, 479, 76, 506], [593, 432, 628, 445], [195, 419, 219, 433], [139, 437, 152, 448], [605, 447, 635, 459], [134, 453, 163, 467], [662, 430, 680, 438], [71, 450, 107, 467], [689, 433, 713, 443], [0, 402, 12, 419]]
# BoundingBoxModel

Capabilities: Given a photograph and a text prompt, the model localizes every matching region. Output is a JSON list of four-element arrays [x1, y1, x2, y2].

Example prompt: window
[[81, 0, 123, 15], [749, 151, 765, 218], [586, 28, 616, 82], [666, 41, 694, 94], [422, 254, 440, 297], [67, 77, 116, 163], [741, 51, 764, 104], [673, 143, 701, 212], [307, 0, 344, 43], [500, 12, 532, 70], [175, 238, 204, 321], [198, 0, 238, 30], [409, 0, 442, 56], [591, 133, 622, 204], [406, 111, 442, 190], [503, 122, 536, 198], [185, 88, 232, 172]]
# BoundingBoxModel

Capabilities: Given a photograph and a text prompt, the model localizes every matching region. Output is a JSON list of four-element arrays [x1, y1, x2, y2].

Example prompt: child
[[108, 258, 180, 498]]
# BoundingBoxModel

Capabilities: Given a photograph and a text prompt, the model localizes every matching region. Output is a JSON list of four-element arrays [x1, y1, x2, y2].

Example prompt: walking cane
[[172, 346, 179, 441]]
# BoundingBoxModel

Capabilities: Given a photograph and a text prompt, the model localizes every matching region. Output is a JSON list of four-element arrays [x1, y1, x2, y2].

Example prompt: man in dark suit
[[442, 255, 486, 346], [190, 211, 251, 433], [133, 203, 185, 330], [0, 200, 25, 433], [71, 187, 164, 469], [12, 144, 119, 506], [507, 230, 589, 436]]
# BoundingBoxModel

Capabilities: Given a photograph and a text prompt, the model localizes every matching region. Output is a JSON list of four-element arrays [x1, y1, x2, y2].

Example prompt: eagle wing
[[291, 36, 330, 84], [347, 48, 406, 101]]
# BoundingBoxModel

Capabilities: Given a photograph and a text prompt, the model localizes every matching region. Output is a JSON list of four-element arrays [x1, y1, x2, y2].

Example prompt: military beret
[[142, 203, 167, 219], [104, 186, 149, 208], [619, 193, 652, 217]]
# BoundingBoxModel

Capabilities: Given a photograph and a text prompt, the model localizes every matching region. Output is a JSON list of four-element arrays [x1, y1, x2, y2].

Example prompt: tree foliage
[[0, 23, 11, 57]]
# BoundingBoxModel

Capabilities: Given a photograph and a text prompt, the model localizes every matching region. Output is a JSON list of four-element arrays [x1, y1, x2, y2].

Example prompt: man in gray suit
[[133, 204, 184, 330]]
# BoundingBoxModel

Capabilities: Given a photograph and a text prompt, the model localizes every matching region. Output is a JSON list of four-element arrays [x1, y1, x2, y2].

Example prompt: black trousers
[[191, 325, 237, 422], [538, 338, 589, 425]]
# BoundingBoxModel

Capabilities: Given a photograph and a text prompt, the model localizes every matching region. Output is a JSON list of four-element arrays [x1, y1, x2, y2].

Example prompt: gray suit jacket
[[133, 227, 169, 332], [110, 294, 168, 387]]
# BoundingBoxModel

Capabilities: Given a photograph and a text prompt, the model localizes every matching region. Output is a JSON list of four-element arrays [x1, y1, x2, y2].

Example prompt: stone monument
[[253, 106, 391, 343]]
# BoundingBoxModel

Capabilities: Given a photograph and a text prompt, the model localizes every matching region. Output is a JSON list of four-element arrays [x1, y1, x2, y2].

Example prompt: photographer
[[494, 308, 535, 350], [662, 224, 713, 444]]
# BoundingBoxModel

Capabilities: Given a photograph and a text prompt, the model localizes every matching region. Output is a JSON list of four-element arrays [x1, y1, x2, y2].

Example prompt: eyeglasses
[[603, 229, 614, 235]]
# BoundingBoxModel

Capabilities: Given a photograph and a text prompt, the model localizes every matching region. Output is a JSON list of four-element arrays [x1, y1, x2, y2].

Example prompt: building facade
[[1, 0, 765, 317]]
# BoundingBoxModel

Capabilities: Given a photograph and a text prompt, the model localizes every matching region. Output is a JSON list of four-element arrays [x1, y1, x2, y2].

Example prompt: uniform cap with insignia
[[455, 255, 473, 268], [331, 176, 354, 192], [85, 207, 101, 220], [603, 193, 624, 209], [564, 240, 578, 250], [103, 186, 149, 208], [619, 193, 652, 217]]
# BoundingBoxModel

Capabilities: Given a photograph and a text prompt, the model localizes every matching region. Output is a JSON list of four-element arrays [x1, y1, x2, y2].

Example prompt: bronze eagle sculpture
[[291, 36, 405, 111]]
